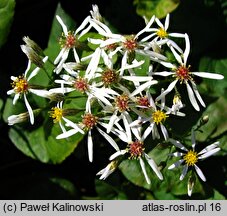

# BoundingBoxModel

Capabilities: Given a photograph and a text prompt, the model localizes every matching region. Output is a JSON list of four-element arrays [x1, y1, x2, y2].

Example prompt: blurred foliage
[[0, 0, 15, 47], [134, 0, 180, 19]]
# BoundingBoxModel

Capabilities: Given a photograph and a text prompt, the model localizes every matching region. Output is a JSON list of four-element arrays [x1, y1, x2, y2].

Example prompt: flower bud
[[21, 45, 44, 68], [8, 109, 41, 125], [23, 36, 44, 56], [187, 174, 196, 197], [200, 115, 209, 125], [96, 161, 118, 180]]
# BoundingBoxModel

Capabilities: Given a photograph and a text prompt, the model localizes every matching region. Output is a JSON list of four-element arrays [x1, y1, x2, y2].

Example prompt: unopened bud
[[48, 93, 65, 102], [200, 115, 209, 125], [63, 62, 87, 72], [187, 174, 196, 197], [90, 4, 103, 22], [96, 160, 118, 180], [23, 36, 44, 56], [8, 109, 41, 125], [21, 45, 44, 68]]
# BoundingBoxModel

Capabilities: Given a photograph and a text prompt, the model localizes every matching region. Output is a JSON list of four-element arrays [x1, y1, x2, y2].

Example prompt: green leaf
[[50, 177, 78, 197], [95, 179, 127, 200], [196, 96, 227, 142], [9, 122, 84, 164], [199, 57, 227, 97], [134, 53, 150, 76], [0, 0, 15, 47], [0, 98, 3, 117], [134, 0, 180, 19]]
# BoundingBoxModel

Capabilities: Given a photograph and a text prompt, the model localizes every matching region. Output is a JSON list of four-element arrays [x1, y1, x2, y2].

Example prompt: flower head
[[168, 130, 221, 196]]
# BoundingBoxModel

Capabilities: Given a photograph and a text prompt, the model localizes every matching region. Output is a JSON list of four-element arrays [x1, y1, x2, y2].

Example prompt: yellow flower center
[[183, 150, 198, 166], [152, 110, 168, 124], [156, 28, 168, 38], [12, 75, 28, 93], [50, 107, 63, 123]]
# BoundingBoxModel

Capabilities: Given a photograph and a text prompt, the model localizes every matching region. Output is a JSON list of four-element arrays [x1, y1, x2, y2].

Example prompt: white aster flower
[[49, 101, 84, 135], [102, 115, 163, 184], [131, 90, 184, 141], [141, 14, 185, 53], [88, 16, 168, 66], [57, 111, 119, 163], [7, 57, 49, 124], [154, 34, 224, 111], [102, 80, 158, 133], [168, 130, 220, 196], [54, 15, 92, 74]]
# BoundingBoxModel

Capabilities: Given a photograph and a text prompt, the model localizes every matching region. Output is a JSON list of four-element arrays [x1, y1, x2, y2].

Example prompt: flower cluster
[[7, 5, 223, 197]]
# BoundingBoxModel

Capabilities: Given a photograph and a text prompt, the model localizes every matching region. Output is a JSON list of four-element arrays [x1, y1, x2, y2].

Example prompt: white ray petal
[[180, 165, 188, 180], [130, 80, 156, 97], [192, 72, 224, 80], [183, 33, 190, 64], [122, 76, 153, 82], [86, 48, 101, 80], [168, 159, 184, 169], [198, 148, 220, 159], [191, 129, 196, 149], [56, 15, 68, 35], [169, 152, 184, 157], [139, 158, 150, 184], [135, 15, 155, 38], [27, 56, 48, 81], [24, 94, 34, 125], [56, 129, 78, 139], [190, 80, 206, 107], [96, 127, 120, 151], [164, 14, 170, 30], [24, 60, 31, 78], [62, 117, 84, 134], [169, 138, 188, 151], [75, 16, 90, 35], [153, 71, 175, 77], [87, 130, 93, 162], [170, 46, 183, 65], [73, 48, 80, 63], [7, 89, 15, 95], [54, 48, 67, 65], [13, 93, 20, 105], [194, 164, 206, 182], [198, 142, 219, 155], [186, 82, 200, 111], [142, 123, 154, 141], [145, 154, 163, 180], [160, 124, 169, 140], [160, 61, 176, 68], [155, 80, 178, 101], [168, 33, 186, 38], [109, 150, 127, 161], [155, 18, 164, 29], [106, 111, 118, 133]]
